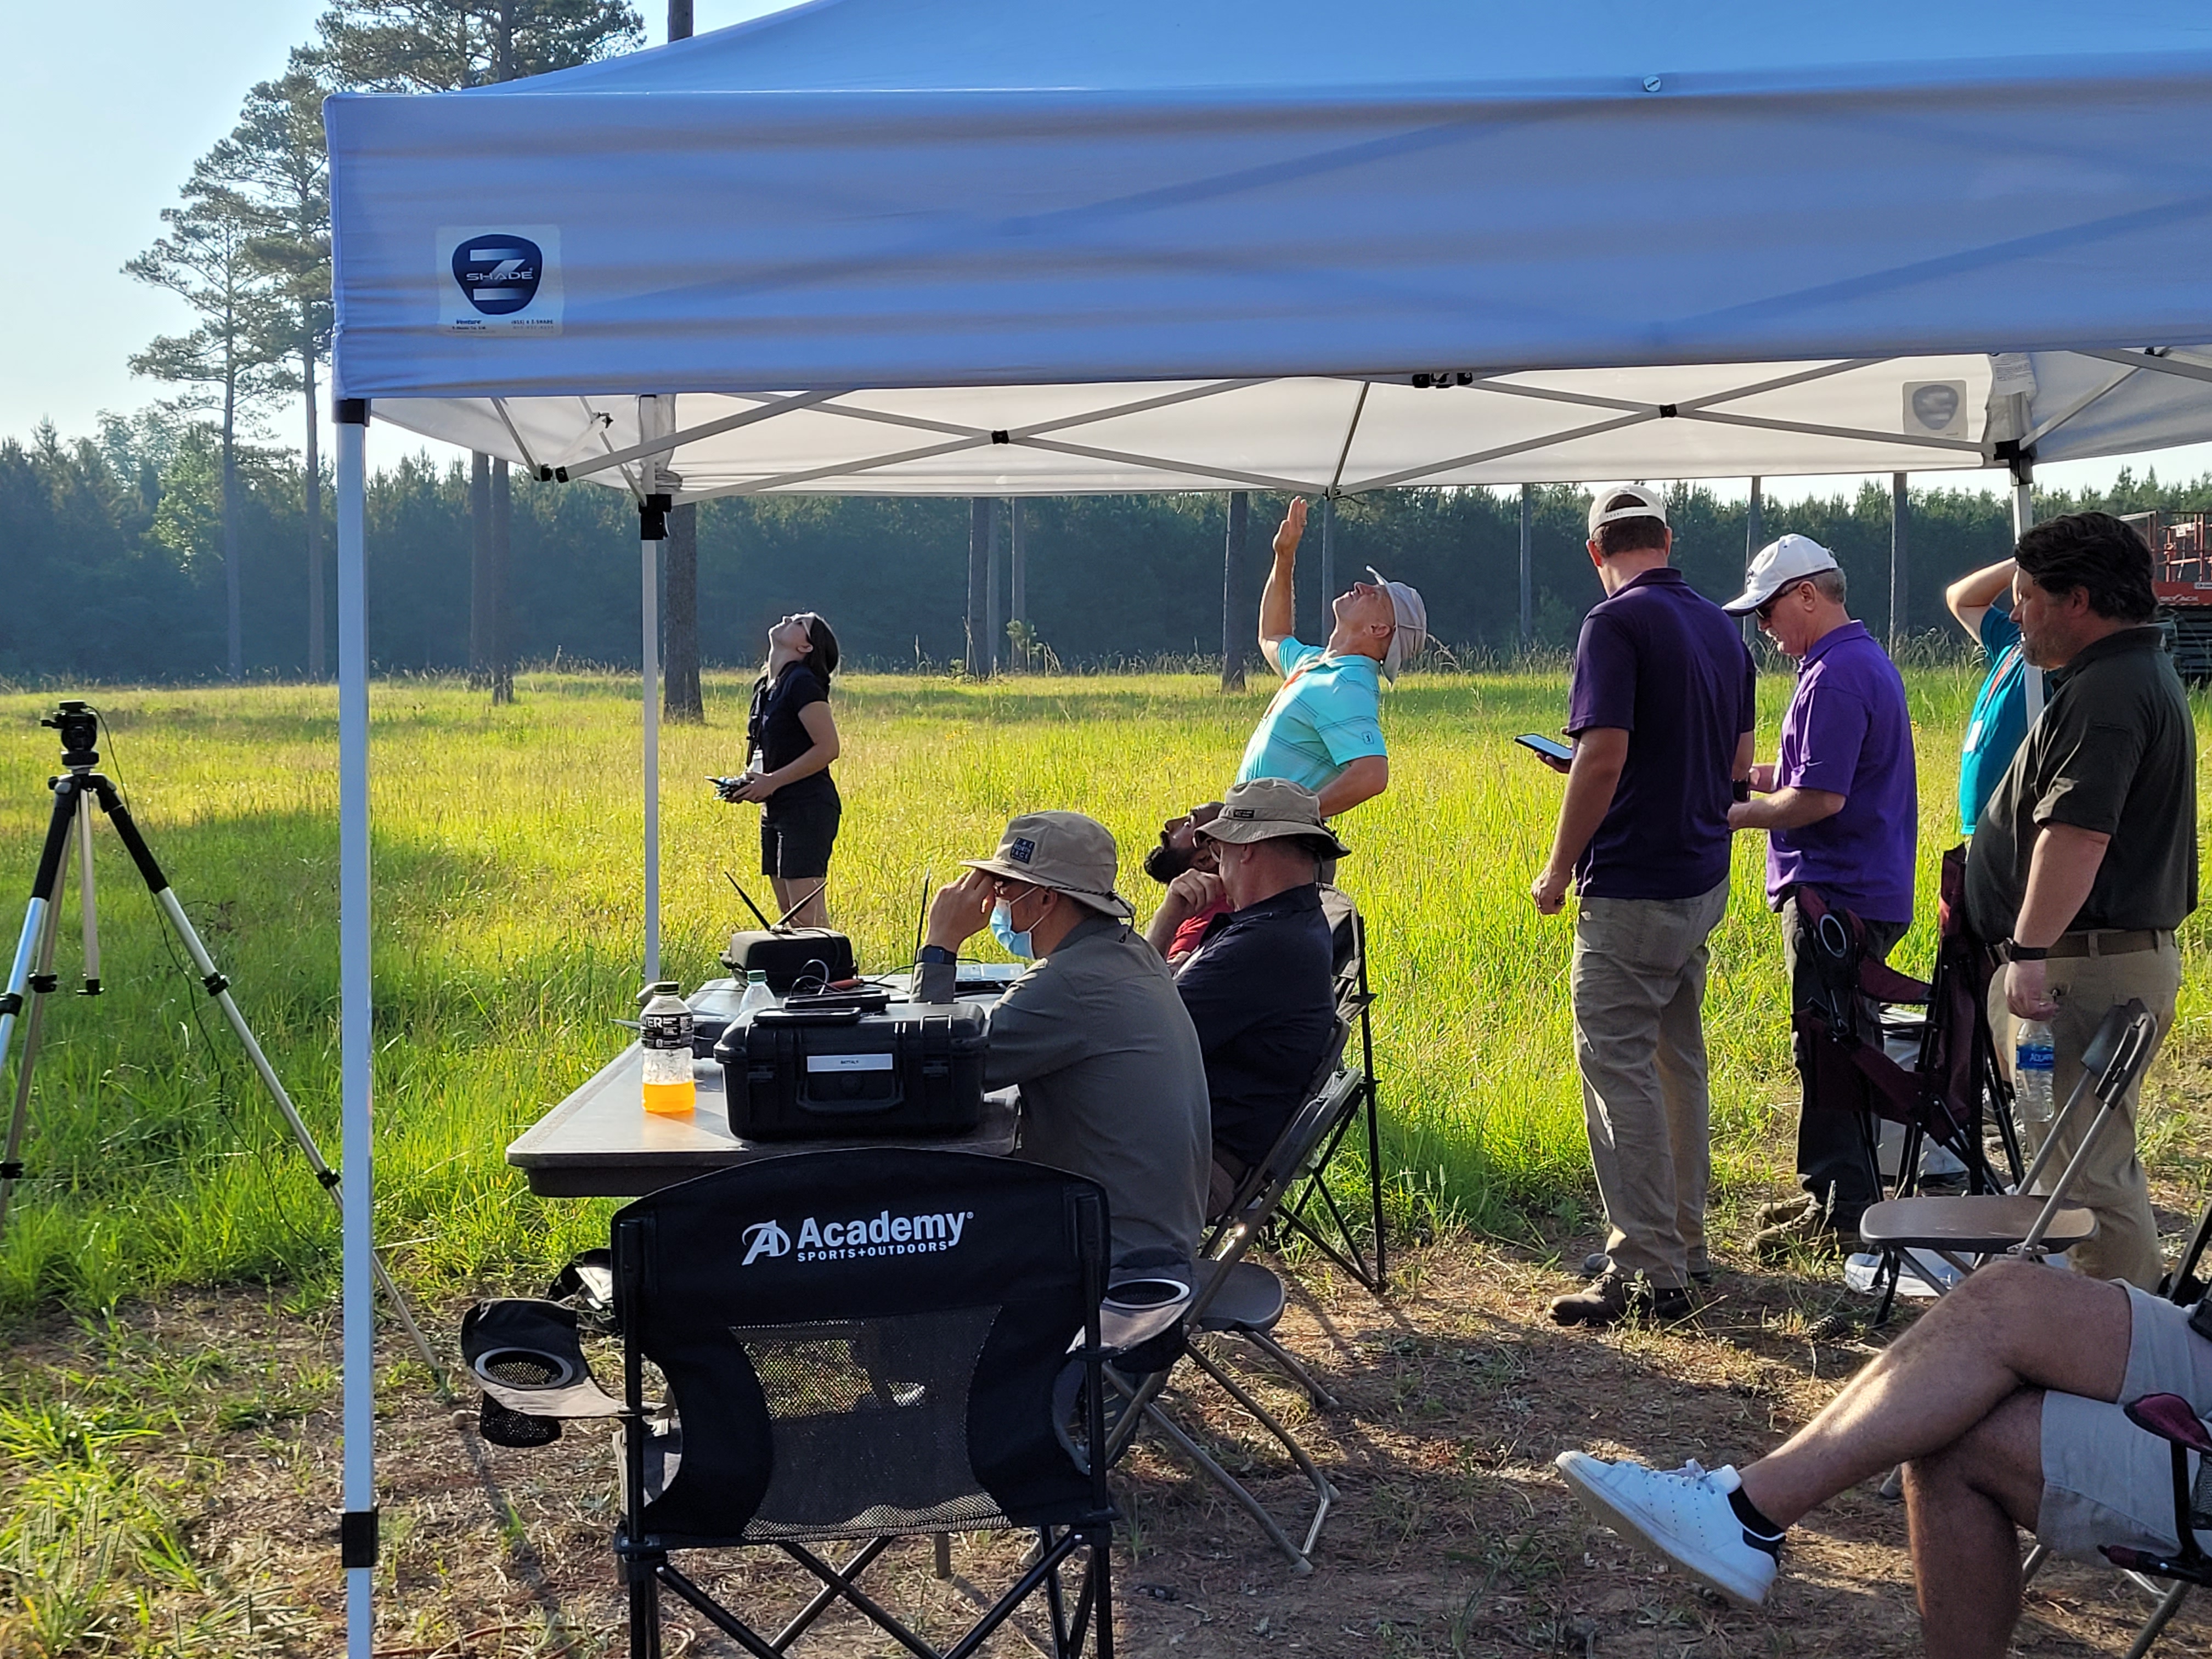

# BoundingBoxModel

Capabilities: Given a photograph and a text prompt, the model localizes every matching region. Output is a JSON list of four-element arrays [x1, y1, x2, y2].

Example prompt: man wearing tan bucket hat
[[1241, 497, 1428, 819], [917, 810, 1211, 1270], [1148, 778, 1349, 1216]]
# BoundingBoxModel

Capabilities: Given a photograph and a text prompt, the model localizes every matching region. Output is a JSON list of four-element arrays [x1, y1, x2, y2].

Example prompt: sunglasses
[[1754, 579, 1810, 623]]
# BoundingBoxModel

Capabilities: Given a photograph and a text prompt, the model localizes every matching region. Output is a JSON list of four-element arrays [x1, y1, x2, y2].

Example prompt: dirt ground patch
[[11, 1059, 2212, 1657], [6, 1234, 2209, 1658]]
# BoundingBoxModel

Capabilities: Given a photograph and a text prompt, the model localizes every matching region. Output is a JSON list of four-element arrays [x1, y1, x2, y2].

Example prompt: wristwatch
[[2001, 939, 2049, 962], [917, 945, 958, 967]]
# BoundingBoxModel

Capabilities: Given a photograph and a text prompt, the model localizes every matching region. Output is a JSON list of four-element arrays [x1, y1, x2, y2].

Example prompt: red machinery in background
[[2123, 510, 2212, 682]]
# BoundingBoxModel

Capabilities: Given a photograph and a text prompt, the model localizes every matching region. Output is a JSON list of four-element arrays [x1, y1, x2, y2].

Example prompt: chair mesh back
[[735, 1309, 1009, 1539], [614, 1148, 1107, 1550]]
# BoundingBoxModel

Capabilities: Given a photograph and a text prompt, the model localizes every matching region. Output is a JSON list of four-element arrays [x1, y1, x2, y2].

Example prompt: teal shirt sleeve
[[1273, 636, 1321, 679]]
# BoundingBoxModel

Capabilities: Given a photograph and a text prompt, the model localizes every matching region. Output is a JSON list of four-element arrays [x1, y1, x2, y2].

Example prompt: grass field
[[0, 665, 2207, 1317]]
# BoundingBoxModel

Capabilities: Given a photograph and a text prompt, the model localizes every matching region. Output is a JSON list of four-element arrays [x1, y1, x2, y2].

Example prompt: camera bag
[[712, 1002, 987, 1139]]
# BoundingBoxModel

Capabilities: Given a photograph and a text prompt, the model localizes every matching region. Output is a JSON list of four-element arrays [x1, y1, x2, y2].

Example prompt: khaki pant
[[1988, 934, 2181, 1289], [1571, 879, 1730, 1289]]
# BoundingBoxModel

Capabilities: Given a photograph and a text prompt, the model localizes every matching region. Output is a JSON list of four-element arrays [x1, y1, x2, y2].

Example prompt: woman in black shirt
[[719, 612, 842, 926]]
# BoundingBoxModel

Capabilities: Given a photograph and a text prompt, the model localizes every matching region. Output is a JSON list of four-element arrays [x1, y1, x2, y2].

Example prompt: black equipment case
[[719, 928, 856, 994], [712, 1003, 988, 1139]]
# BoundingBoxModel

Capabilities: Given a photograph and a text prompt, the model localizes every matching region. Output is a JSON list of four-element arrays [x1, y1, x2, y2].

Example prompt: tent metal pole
[[1221, 493, 1249, 692], [1317, 495, 1333, 629], [641, 509, 663, 984], [334, 398, 376, 1659], [1743, 478, 1763, 647], [987, 500, 1002, 676], [1890, 473, 1909, 653], [1519, 484, 1533, 650], [1009, 500, 1026, 670], [2012, 456, 2044, 721]]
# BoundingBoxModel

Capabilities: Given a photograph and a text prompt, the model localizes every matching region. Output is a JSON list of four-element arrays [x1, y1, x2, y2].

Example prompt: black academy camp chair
[[466, 1148, 1133, 1659]]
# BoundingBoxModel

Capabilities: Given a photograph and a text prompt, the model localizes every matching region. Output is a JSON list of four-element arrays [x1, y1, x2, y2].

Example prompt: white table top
[[507, 972, 1022, 1198]]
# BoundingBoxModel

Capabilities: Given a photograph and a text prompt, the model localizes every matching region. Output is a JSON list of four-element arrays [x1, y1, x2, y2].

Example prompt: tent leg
[[640, 511, 663, 984], [335, 399, 376, 1659], [2012, 458, 2045, 720]]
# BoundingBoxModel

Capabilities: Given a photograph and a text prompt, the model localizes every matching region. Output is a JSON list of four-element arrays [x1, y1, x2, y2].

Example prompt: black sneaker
[[1582, 1251, 1715, 1287], [1550, 1269, 1692, 1328]]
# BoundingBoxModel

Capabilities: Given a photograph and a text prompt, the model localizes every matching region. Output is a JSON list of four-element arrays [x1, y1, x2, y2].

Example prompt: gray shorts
[[2040, 1284, 2212, 1561]]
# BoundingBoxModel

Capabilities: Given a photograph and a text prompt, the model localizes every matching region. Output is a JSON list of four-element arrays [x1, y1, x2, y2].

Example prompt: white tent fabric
[[322, 6, 2212, 1653], [363, 350, 2212, 500]]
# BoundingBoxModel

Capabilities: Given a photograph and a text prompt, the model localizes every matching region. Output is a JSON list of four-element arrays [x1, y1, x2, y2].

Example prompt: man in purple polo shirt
[[1724, 535, 1917, 1259], [1531, 486, 1757, 1327]]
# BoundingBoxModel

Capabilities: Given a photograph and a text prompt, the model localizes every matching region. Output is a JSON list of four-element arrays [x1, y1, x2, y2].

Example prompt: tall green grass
[[0, 667, 2205, 1313]]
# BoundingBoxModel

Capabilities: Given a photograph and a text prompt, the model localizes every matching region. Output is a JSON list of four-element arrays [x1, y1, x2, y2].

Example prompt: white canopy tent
[[323, 3, 2212, 1650]]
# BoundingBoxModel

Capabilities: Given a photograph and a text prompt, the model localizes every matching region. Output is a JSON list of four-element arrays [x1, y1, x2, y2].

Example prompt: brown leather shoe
[[1549, 1269, 1692, 1328]]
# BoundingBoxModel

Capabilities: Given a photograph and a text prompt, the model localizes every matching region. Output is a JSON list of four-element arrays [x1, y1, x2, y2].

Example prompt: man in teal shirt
[[1239, 498, 1427, 817], [1946, 556, 2028, 836]]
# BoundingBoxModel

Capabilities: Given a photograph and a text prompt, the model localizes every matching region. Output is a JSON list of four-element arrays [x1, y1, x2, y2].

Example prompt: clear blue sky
[[2, 0, 2205, 502]]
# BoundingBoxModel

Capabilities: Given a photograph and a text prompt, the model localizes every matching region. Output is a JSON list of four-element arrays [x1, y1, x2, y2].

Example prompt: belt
[[2046, 928, 2171, 960]]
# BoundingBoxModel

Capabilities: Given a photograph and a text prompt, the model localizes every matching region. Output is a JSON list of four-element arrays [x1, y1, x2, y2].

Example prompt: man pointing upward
[[1240, 497, 1427, 818]]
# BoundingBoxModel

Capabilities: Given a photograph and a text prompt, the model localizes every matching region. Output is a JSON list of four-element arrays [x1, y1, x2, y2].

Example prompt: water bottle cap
[[747, 970, 768, 984]]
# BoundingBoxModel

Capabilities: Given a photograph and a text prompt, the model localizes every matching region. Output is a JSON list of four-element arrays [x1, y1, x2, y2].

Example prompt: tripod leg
[[91, 780, 449, 1390], [0, 782, 85, 1249], [75, 792, 100, 997], [0, 864, 69, 1248]]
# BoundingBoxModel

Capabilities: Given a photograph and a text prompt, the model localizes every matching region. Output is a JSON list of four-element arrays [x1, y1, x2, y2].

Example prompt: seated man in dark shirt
[[1144, 778, 1347, 1216]]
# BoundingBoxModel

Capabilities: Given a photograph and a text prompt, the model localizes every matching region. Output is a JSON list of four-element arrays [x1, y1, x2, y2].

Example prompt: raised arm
[[1945, 557, 2017, 636], [1257, 497, 1308, 675]]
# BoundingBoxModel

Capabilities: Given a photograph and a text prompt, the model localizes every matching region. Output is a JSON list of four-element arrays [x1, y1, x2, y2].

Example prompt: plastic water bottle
[[639, 983, 696, 1116], [2014, 1018, 2056, 1128], [736, 969, 776, 1019]]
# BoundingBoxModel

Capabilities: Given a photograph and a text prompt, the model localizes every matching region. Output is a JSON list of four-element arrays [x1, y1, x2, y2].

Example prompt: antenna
[[723, 871, 776, 933], [775, 881, 827, 928], [911, 871, 932, 967]]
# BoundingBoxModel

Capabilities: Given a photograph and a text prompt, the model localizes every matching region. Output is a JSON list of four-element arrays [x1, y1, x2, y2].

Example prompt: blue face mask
[[990, 900, 1036, 960]]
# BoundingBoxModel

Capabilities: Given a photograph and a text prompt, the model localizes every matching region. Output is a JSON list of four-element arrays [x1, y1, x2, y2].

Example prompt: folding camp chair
[[462, 1148, 1127, 1659], [1788, 850, 2032, 1313], [1286, 886, 1387, 1290], [1113, 1070, 1364, 1572], [1860, 1000, 2158, 1317]]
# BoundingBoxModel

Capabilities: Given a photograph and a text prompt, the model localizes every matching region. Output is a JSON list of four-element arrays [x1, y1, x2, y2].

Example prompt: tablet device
[[1514, 733, 1574, 763]]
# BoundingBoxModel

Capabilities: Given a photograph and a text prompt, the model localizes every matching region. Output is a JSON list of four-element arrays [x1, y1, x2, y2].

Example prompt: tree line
[[6, 408, 2208, 686]]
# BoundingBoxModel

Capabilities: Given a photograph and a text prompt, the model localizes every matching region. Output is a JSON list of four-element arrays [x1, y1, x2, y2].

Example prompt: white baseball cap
[[1586, 484, 1669, 537], [1364, 567, 1429, 682], [1723, 534, 1842, 616]]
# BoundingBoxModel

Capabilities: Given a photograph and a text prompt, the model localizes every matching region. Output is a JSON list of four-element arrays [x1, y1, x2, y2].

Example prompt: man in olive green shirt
[[918, 811, 1211, 1273], [1965, 512, 2198, 1287]]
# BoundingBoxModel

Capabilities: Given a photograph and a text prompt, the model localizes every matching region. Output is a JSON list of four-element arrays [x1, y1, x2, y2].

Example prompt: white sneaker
[[1553, 1452, 1779, 1607]]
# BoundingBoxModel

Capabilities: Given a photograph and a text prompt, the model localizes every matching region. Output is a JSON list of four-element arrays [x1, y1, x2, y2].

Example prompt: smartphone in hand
[[1514, 733, 1574, 763]]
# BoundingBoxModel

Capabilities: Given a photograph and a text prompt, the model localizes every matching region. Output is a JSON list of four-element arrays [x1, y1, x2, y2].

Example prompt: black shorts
[[761, 790, 840, 881]]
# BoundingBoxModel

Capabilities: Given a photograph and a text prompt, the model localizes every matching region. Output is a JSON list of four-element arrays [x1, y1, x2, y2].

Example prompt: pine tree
[[124, 185, 291, 680], [199, 63, 335, 679], [310, 0, 644, 702]]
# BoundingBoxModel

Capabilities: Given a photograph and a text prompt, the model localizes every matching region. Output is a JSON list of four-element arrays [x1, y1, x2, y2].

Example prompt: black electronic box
[[718, 928, 856, 994], [712, 1002, 988, 1139]]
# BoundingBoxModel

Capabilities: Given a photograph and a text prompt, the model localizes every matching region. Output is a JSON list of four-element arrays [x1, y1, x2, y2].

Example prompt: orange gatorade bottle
[[638, 983, 697, 1116]]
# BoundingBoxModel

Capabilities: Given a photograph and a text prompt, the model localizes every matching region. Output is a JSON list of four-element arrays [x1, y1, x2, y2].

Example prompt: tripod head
[[40, 701, 98, 773]]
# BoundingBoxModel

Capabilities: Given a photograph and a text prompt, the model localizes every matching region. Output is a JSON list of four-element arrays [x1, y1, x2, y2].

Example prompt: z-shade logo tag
[[453, 236, 542, 315], [437, 224, 562, 335]]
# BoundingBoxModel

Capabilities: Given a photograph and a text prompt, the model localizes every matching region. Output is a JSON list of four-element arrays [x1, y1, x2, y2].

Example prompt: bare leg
[[768, 875, 831, 931], [1737, 1258, 2130, 1526], [1903, 1392, 2045, 1659]]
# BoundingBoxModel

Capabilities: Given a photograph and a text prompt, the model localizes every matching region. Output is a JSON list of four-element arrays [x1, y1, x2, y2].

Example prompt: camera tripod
[[0, 702, 441, 1379]]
